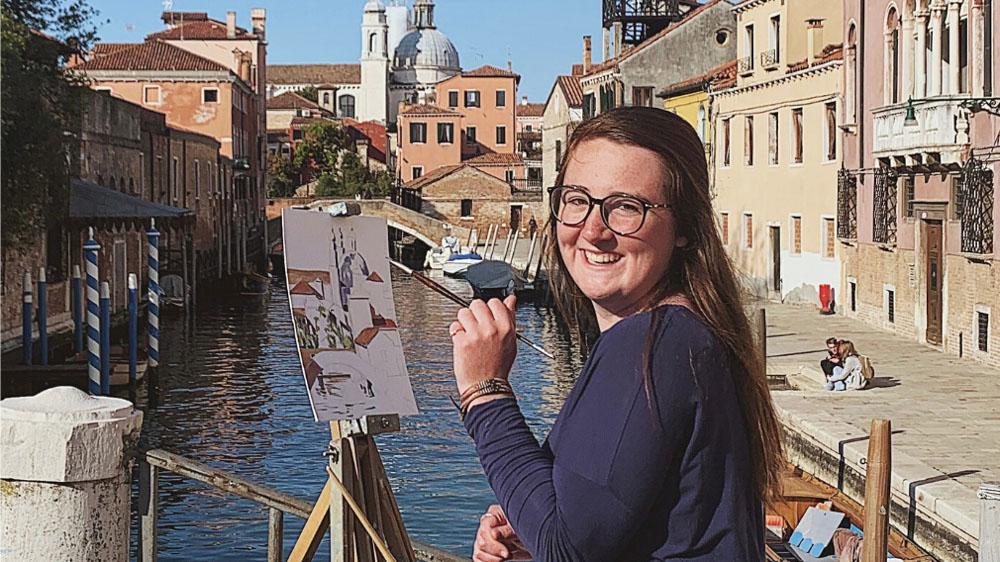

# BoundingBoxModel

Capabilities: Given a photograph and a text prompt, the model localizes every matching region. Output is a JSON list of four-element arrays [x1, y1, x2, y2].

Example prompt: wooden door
[[510, 205, 522, 232], [770, 226, 781, 293], [924, 220, 943, 344]]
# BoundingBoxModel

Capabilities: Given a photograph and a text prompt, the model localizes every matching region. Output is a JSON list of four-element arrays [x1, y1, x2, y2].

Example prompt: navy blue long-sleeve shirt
[[464, 305, 763, 561]]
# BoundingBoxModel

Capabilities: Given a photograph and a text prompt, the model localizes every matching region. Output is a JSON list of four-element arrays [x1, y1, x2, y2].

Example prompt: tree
[[297, 86, 318, 103], [266, 153, 297, 198], [290, 120, 396, 199], [1, 0, 103, 244]]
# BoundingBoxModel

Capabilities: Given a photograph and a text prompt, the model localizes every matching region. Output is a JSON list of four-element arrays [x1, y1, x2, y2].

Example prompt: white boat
[[442, 252, 483, 277], [423, 246, 452, 269]]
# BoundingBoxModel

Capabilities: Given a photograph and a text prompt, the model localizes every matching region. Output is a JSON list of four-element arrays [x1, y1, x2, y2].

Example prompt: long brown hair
[[545, 107, 784, 503]]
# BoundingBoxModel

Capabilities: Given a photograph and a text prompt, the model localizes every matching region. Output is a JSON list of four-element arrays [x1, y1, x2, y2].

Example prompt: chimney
[[251, 8, 266, 40], [806, 18, 824, 64], [613, 22, 623, 58], [226, 11, 237, 39], [602, 27, 610, 61], [583, 35, 592, 74]]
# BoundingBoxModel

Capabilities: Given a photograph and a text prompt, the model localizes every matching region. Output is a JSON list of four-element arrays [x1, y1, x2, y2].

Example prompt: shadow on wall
[[784, 283, 820, 305]]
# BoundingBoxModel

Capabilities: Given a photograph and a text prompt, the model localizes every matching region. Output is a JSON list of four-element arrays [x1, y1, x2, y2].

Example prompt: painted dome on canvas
[[392, 0, 460, 85]]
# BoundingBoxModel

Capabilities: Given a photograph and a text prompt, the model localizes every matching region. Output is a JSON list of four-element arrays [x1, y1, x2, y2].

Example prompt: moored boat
[[441, 252, 483, 277]]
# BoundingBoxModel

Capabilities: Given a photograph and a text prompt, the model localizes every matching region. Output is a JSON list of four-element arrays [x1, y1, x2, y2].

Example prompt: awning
[[69, 179, 192, 221]]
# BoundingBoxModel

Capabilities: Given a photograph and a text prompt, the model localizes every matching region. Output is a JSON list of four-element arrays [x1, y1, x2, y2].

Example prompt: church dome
[[393, 28, 460, 83]]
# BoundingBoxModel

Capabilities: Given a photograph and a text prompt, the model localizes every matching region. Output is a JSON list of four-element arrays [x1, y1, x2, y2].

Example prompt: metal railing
[[134, 448, 470, 562], [737, 55, 754, 74], [760, 48, 779, 68], [509, 178, 543, 192], [837, 168, 857, 240]]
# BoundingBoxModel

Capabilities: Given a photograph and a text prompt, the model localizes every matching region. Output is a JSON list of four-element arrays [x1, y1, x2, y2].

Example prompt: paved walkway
[[763, 303, 998, 552]]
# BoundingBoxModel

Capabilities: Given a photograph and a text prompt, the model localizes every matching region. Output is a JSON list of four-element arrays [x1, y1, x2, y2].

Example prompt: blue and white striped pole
[[72, 265, 83, 354], [128, 273, 138, 383], [147, 219, 160, 369], [22, 272, 32, 365], [100, 281, 111, 395], [84, 229, 101, 395], [37, 267, 48, 365]]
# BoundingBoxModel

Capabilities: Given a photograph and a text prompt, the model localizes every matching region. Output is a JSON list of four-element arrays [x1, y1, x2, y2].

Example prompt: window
[[143, 85, 161, 105], [977, 307, 990, 352], [293, 129, 303, 140], [792, 108, 803, 163], [338, 95, 356, 118], [495, 90, 506, 107], [743, 213, 754, 249], [95, 86, 112, 94], [323, 92, 331, 106], [464, 90, 480, 107], [140, 153, 145, 197], [744, 115, 754, 166], [410, 122, 427, 144], [632, 86, 653, 107], [525, 125, 532, 132], [412, 166, 423, 180], [950, 175, 964, 219], [824, 102, 837, 161], [722, 118, 731, 167], [583, 93, 596, 119], [886, 287, 896, 324], [697, 105, 707, 142], [171, 157, 179, 202], [768, 15, 780, 64], [849, 278, 857, 312], [720, 212, 729, 244], [496, 126, 507, 145], [461, 199, 472, 217], [437, 122, 454, 144], [466, 126, 477, 143], [791, 215, 802, 254], [194, 159, 201, 199], [744, 24, 755, 62], [555, 139, 562, 171], [824, 217, 836, 258], [505, 170, 514, 183], [959, 17, 969, 93], [448, 90, 459, 107], [202, 88, 219, 103], [768, 112, 779, 165], [903, 176, 915, 217]]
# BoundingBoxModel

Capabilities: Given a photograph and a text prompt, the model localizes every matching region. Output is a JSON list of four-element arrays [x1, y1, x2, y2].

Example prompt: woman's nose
[[580, 205, 614, 242]]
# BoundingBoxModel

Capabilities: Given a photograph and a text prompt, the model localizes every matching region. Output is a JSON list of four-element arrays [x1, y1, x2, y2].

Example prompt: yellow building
[[659, 60, 736, 163], [711, 0, 843, 304]]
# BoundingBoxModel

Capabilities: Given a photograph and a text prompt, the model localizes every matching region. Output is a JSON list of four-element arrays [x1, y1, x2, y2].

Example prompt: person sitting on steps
[[820, 337, 841, 381], [824, 340, 865, 391]]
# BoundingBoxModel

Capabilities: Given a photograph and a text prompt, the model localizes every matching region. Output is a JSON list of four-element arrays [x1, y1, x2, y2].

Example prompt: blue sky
[[84, 0, 605, 101]]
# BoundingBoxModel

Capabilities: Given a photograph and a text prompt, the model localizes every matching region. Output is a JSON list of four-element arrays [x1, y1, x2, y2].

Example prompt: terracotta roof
[[290, 116, 332, 127], [463, 64, 519, 78], [91, 43, 137, 57], [290, 280, 322, 298], [517, 103, 545, 117], [268, 64, 361, 85], [403, 164, 464, 189], [343, 118, 388, 164], [660, 59, 737, 97], [582, 0, 723, 79], [72, 40, 229, 72], [785, 44, 845, 73], [267, 91, 322, 111], [287, 269, 331, 285], [367, 271, 383, 282], [556, 75, 583, 108], [149, 21, 256, 40], [355, 325, 395, 347], [464, 152, 524, 166], [400, 104, 461, 116]]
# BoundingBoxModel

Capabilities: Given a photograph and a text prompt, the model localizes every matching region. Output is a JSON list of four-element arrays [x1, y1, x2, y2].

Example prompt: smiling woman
[[451, 107, 783, 562]]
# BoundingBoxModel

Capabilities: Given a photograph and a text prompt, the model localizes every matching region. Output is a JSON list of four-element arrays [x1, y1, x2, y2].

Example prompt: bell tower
[[360, 0, 389, 123], [413, 0, 435, 29]]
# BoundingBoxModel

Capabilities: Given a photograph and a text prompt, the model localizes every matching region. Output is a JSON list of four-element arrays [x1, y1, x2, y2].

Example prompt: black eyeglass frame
[[547, 185, 671, 236]]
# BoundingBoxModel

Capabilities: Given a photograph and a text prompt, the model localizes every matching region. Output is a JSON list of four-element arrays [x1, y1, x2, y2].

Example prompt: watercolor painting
[[282, 208, 419, 421]]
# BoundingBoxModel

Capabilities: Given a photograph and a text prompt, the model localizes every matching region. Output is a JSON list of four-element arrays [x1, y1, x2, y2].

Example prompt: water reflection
[[129, 269, 581, 560]]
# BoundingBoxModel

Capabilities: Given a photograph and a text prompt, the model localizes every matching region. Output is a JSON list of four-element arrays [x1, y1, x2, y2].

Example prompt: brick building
[[839, 0, 999, 366]]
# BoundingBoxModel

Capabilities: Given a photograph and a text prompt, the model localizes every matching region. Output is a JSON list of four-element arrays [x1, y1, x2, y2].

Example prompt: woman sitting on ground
[[449, 107, 784, 561], [825, 340, 865, 391]]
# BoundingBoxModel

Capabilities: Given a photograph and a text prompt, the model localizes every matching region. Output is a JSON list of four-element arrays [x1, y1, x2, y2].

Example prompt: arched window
[[369, 32, 377, 55], [323, 92, 331, 106], [696, 104, 707, 141], [338, 95, 356, 118], [886, 6, 901, 104], [847, 22, 858, 123]]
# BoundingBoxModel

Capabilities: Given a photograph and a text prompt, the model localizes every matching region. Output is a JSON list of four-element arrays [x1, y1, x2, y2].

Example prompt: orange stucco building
[[434, 65, 519, 158]]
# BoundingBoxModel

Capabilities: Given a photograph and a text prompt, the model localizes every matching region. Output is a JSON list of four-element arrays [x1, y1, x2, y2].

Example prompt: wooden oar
[[389, 260, 555, 360]]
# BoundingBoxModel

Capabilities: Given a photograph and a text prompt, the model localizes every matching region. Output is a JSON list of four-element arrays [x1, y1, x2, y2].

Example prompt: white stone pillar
[[846, 45, 857, 123], [902, 16, 914, 99], [915, 10, 929, 97], [982, 482, 1000, 562], [0, 387, 143, 562], [930, 2, 945, 96], [971, 0, 985, 96], [947, 0, 962, 94], [884, 31, 895, 105]]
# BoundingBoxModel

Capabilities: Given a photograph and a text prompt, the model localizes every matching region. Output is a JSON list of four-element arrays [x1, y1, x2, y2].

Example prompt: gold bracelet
[[459, 378, 513, 402]]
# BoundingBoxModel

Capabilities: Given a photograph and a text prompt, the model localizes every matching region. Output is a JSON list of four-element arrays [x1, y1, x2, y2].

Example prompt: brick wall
[[419, 167, 545, 237]]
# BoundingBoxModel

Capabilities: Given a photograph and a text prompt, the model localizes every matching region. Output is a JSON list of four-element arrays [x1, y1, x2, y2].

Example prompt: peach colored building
[[397, 104, 461, 181], [434, 65, 519, 158]]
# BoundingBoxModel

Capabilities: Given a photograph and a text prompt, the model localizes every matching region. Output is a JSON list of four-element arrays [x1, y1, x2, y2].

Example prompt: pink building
[[840, 0, 999, 369], [434, 65, 519, 159]]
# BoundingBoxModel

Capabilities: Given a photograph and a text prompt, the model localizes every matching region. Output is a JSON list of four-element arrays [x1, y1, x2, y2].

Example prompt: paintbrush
[[389, 260, 555, 360]]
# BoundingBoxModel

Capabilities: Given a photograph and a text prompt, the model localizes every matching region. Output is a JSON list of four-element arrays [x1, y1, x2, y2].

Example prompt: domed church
[[267, 0, 461, 128]]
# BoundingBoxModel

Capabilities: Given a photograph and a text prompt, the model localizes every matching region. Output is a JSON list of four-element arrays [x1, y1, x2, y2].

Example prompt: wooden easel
[[288, 414, 416, 562]]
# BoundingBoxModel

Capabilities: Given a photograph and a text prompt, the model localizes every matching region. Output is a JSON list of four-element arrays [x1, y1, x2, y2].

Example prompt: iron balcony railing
[[738, 55, 754, 75], [960, 157, 995, 254], [761, 48, 779, 68], [837, 168, 857, 240], [509, 178, 543, 192], [872, 168, 898, 246]]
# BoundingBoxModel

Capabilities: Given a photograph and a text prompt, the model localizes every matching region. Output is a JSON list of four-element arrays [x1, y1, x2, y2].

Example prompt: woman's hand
[[473, 504, 529, 562], [451, 295, 518, 396]]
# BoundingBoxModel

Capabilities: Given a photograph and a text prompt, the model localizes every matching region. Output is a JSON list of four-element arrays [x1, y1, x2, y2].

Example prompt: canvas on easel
[[282, 208, 418, 421]]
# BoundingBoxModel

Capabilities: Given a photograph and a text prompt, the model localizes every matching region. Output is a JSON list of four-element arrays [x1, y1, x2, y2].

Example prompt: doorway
[[924, 220, 943, 344], [769, 225, 781, 294], [510, 205, 522, 233]]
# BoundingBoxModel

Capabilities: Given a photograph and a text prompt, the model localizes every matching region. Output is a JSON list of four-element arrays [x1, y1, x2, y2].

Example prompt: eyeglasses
[[548, 185, 671, 236]]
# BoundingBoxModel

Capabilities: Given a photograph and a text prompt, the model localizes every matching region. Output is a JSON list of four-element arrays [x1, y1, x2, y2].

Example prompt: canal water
[[129, 270, 583, 560]]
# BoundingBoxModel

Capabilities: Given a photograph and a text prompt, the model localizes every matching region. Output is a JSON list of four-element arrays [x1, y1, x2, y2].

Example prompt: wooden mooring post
[[755, 307, 767, 361], [862, 419, 891, 562]]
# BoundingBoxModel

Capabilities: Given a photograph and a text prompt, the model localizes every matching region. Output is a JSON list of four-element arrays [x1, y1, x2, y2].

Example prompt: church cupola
[[413, 0, 435, 29]]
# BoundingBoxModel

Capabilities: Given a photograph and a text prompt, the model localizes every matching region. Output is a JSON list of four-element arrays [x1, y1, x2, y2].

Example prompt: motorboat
[[423, 245, 452, 270], [463, 260, 524, 300], [442, 252, 483, 278]]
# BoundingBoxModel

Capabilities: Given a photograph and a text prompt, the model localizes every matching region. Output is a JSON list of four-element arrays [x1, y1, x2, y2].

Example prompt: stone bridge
[[267, 198, 470, 249]]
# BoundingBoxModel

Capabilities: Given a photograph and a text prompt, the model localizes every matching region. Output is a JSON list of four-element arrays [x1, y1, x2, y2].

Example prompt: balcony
[[872, 97, 971, 165], [737, 56, 754, 76], [760, 49, 779, 70], [509, 178, 543, 192]]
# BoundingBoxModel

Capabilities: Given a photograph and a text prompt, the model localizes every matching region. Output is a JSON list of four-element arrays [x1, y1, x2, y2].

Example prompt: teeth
[[583, 250, 621, 264]]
